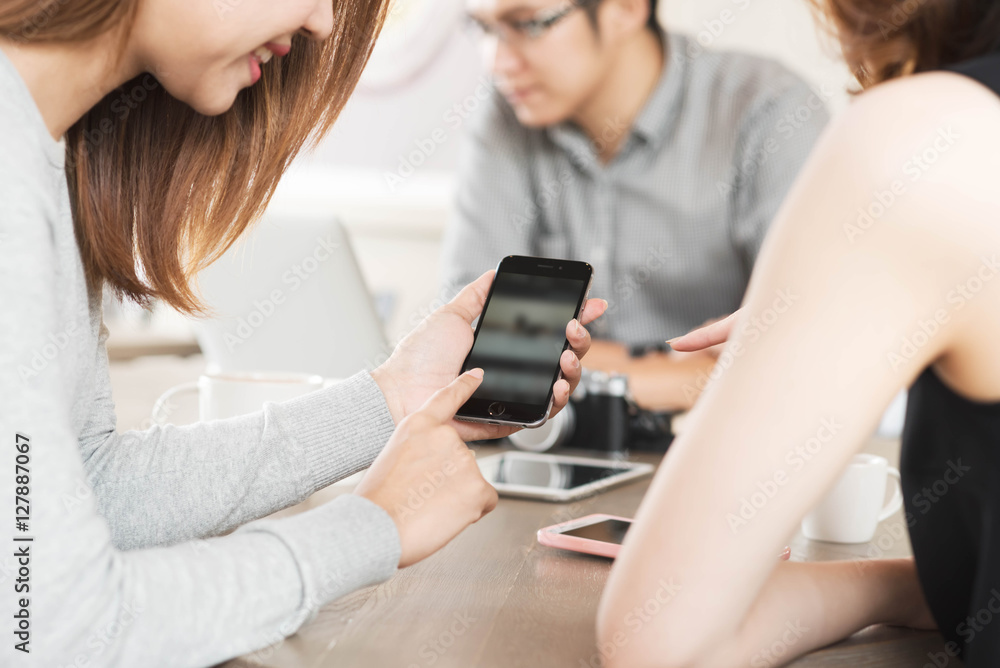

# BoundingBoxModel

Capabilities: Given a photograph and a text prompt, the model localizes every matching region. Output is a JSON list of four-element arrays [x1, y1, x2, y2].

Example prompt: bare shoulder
[[798, 71, 1000, 248], [793, 73, 1000, 398], [823, 71, 1000, 174]]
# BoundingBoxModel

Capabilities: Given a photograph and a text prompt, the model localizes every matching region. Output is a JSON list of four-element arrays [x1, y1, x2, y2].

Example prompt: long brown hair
[[810, 0, 1000, 88], [0, 0, 390, 314]]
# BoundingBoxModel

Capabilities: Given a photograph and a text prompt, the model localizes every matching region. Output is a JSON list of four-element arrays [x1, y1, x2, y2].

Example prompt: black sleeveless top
[[900, 52, 1000, 668]]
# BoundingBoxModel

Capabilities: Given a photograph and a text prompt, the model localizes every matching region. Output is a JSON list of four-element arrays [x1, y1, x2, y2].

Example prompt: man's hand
[[371, 271, 607, 441]]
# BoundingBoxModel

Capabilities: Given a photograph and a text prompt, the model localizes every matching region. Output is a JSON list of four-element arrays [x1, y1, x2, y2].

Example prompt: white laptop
[[191, 214, 390, 380]]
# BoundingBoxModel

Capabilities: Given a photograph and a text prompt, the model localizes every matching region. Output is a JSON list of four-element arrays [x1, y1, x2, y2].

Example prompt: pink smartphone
[[537, 514, 632, 559], [537, 514, 793, 561]]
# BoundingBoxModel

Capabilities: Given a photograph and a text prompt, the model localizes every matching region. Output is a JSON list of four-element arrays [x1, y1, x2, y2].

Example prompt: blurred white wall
[[661, 0, 853, 112], [281, 0, 856, 342], [314, 0, 854, 174], [307, 0, 485, 174]]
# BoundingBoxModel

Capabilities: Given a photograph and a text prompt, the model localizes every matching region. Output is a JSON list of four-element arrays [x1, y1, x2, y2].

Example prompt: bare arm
[[582, 340, 717, 411], [598, 72, 1000, 668]]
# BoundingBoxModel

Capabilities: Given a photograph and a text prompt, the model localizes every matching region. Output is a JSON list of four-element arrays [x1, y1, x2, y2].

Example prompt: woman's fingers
[[444, 271, 495, 324], [416, 368, 484, 425], [566, 317, 592, 359], [562, 322, 587, 397], [667, 311, 740, 352], [550, 378, 572, 417], [580, 298, 609, 326], [561, 346, 583, 374]]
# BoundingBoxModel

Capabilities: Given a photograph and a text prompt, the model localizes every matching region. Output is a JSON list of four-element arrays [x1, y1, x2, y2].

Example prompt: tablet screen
[[491, 454, 624, 489]]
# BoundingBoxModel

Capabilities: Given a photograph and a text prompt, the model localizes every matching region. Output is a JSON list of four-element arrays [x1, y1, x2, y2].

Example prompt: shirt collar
[[546, 30, 686, 166], [631, 31, 687, 150]]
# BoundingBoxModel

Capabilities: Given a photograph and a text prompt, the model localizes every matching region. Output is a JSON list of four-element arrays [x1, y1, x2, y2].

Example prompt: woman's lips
[[264, 42, 291, 57], [248, 54, 262, 84], [247, 43, 289, 85]]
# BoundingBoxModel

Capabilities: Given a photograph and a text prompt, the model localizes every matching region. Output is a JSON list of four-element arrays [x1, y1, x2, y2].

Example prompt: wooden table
[[219, 439, 954, 668]]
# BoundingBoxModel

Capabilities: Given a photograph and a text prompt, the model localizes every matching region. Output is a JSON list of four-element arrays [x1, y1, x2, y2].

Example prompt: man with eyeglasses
[[440, 0, 829, 410]]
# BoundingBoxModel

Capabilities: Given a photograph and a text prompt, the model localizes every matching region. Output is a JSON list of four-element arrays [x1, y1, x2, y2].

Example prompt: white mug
[[801, 453, 904, 544], [508, 405, 575, 452], [151, 371, 326, 424]]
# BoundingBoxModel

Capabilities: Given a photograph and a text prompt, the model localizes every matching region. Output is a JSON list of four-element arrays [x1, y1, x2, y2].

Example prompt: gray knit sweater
[[0, 47, 401, 667]]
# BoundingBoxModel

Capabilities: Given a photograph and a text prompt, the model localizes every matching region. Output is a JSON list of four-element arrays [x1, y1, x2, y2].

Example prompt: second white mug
[[801, 453, 903, 544]]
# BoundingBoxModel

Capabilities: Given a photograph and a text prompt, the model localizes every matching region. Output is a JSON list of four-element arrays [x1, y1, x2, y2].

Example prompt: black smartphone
[[456, 255, 593, 427]]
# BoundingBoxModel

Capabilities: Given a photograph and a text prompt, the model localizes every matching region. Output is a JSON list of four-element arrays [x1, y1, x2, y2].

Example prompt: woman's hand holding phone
[[355, 370, 498, 568], [370, 270, 608, 441]]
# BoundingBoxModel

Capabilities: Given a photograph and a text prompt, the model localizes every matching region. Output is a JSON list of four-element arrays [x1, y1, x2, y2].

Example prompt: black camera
[[508, 370, 674, 454]]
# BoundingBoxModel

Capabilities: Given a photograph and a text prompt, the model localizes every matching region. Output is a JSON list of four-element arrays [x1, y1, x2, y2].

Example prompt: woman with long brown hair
[[599, 1, 1000, 666], [0, 0, 605, 665]]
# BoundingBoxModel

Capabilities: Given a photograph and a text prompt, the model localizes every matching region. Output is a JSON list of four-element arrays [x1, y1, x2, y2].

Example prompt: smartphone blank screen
[[562, 519, 632, 545], [464, 272, 586, 405]]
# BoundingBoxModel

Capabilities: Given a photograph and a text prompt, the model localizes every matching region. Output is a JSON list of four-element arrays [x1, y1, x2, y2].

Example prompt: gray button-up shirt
[[441, 32, 830, 347]]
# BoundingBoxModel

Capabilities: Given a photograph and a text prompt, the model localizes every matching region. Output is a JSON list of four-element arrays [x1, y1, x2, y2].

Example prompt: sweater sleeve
[[78, 318, 397, 550], [0, 180, 400, 668]]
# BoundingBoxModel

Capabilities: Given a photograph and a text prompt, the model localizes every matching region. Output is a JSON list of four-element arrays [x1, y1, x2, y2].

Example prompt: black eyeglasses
[[466, 1, 590, 46]]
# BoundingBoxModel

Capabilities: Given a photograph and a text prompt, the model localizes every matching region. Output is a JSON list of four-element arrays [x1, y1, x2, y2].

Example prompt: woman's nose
[[300, 0, 335, 42]]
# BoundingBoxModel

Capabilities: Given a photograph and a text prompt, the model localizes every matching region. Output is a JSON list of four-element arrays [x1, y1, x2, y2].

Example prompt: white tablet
[[476, 451, 654, 502]]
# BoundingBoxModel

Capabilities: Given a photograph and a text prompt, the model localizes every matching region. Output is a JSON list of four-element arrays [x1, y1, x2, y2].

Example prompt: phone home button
[[488, 402, 507, 417]]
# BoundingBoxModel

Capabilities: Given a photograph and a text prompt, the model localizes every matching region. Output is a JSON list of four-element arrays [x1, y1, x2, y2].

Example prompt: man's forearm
[[582, 342, 717, 412]]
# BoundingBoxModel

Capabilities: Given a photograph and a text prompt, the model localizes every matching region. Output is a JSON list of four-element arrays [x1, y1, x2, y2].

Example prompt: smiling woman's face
[[129, 0, 334, 115]]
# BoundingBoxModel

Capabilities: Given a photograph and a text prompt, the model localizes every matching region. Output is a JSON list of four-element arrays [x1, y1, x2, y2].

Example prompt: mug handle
[[878, 466, 904, 522], [151, 381, 199, 426]]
